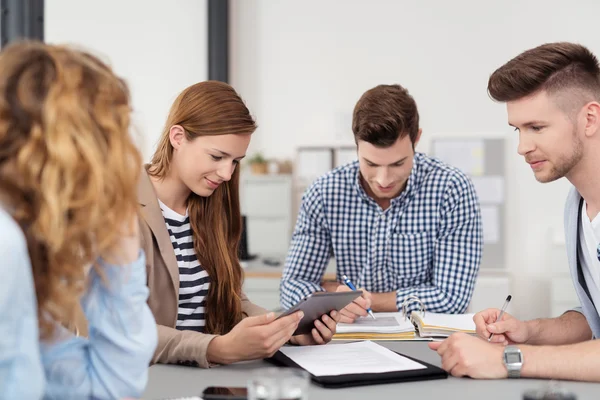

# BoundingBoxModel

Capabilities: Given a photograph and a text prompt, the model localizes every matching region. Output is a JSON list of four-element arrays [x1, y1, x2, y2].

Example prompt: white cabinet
[[240, 174, 293, 258], [467, 274, 512, 314]]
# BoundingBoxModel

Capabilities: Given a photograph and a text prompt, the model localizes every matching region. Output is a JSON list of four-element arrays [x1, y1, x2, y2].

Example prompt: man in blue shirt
[[280, 84, 483, 322]]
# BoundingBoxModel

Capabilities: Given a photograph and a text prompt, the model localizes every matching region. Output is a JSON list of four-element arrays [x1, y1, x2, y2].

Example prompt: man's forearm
[[520, 339, 600, 381], [526, 311, 592, 345], [371, 292, 397, 312]]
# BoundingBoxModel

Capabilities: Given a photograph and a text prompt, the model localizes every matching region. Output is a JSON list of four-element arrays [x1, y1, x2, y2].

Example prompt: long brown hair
[[0, 41, 142, 339], [149, 81, 256, 334]]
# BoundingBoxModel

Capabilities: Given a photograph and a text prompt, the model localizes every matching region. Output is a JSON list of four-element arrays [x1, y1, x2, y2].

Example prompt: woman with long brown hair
[[141, 81, 339, 367], [0, 41, 157, 398]]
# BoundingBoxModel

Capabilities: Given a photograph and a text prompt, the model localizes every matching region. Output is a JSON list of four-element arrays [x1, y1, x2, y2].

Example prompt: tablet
[[277, 291, 363, 335]]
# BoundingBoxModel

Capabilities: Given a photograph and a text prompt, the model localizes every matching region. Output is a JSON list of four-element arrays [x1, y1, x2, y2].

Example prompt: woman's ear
[[169, 125, 186, 149]]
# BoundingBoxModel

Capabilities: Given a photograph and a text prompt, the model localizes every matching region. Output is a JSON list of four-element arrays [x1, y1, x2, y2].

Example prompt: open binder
[[403, 295, 476, 338], [267, 341, 447, 388], [332, 295, 476, 340]]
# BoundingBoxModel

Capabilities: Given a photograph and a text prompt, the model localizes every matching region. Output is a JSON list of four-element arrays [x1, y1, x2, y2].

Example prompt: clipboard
[[266, 348, 447, 388]]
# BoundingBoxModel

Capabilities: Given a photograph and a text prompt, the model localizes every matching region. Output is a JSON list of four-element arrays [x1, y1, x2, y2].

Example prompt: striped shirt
[[159, 200, 210, 333]]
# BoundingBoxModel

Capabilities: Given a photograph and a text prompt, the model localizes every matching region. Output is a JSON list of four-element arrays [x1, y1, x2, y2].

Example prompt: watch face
[[506, 352, 521, 364]]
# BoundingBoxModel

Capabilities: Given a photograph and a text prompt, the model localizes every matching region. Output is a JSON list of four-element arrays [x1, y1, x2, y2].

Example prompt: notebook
[[268, 340, 447, 388], [410, 312, 476, 338], [333, 312, 419, 340], [333, 293, 478, 340]]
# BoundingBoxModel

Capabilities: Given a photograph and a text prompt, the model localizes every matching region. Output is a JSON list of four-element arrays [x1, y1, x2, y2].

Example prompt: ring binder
[[401, 295, 426, 321]]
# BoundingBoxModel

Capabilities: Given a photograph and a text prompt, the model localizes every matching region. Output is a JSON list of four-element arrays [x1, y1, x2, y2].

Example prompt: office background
[[41, 0, 600, 321]]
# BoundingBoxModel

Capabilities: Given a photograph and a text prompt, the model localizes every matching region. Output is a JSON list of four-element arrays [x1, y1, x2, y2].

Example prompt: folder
[[267, 341, 447, 388]]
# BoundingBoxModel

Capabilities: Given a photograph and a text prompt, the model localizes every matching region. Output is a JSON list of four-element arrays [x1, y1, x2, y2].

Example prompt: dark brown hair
[[0, 41, 142, 339], [352, 84, 420, 147], [488, 42, 600, 106], [149, 81, 256, 335]]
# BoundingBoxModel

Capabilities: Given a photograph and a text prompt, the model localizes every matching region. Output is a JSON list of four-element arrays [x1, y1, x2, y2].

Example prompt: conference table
[[143, 341, 599, 399]]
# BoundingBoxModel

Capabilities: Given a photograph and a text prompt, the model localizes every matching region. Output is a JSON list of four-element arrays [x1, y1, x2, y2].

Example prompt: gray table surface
[[143, 341, 599, 400]]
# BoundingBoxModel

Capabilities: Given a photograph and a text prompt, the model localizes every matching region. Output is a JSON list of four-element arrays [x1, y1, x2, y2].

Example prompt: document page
[[417, 312, 476, 331], [278, 341, 426, 376], [336, 312, 415, 333]]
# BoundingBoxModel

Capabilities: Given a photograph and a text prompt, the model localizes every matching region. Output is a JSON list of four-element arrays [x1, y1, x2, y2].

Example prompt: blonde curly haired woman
[[0, 41, 157, 399]]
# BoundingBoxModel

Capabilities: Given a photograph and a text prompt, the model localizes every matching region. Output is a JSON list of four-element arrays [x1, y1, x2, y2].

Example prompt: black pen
[[488, 295, 512, 342]]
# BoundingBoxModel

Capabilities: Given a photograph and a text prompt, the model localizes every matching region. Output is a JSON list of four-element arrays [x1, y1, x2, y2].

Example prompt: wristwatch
[[503, 345, 523, 378]]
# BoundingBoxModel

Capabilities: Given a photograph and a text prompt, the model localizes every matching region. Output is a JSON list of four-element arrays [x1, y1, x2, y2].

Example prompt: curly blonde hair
[[0, 41, 142, 339]]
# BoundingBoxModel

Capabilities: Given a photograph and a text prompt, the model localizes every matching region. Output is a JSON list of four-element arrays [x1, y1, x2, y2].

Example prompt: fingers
[[266, 317, 302, 353], [474, 308, 515, 340], [339, 306, 364, 322], [487, 319, 516, 336], [433, 337, 465, 377], [473, 312, 493, 339], [337, 285, 372, 310], [338, 312, 356, 323], [310, 327, 325, 345], [344, 301, 368, 318], [358, 287, 372, 305], [241, 312, 276, 327], [329, 310, 341, 323], [428, 341, 442, 351], [316, 313, 337, 342], [488, 333, 507, 344], [442, 351, 461, 375], [353, 294, 371, 310]]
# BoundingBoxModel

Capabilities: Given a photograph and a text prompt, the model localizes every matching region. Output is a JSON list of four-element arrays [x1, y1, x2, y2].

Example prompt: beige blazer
[[138, 169, 267, 368]]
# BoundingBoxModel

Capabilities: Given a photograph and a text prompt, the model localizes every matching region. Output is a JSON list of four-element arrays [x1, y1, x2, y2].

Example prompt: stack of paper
[[410, 312, 476, 338], [334, 312, 418, 341], [279, 341, 426, 376]]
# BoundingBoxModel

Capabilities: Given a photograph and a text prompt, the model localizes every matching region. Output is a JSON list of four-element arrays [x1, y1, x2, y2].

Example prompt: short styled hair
[[352, 84, 420, 147], [488, 42, 600, 111]]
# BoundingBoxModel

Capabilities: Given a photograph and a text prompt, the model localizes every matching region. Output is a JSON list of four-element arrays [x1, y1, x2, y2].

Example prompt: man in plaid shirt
[[280, 84, 483, 322]]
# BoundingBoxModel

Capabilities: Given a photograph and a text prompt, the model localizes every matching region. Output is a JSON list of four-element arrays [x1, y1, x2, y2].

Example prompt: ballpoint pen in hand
[[488, 294, 512, 342], [342, 275, 376, 320]]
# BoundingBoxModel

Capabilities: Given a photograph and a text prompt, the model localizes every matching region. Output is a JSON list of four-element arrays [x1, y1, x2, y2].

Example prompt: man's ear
[[169, 125, 186, 149], [413, 128, 423, 150], [583, 102, 600, 138]]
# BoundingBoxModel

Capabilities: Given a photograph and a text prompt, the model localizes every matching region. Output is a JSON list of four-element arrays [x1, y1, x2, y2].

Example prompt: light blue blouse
[[0, 207, 157, 399]]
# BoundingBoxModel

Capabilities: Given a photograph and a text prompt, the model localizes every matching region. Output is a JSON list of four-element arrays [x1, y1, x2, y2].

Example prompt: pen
[[488, 294, 512, 342], [342, 275, 376, 320]]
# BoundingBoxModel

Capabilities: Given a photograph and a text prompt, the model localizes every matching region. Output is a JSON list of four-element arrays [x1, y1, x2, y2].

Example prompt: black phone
[[201, 386, 248, 400]]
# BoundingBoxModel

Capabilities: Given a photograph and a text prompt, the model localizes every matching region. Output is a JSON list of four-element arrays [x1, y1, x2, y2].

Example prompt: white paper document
[[336, 312, 415, 333], [414, 312, 476, 331], [278, 340, 426, 376], [481, 205, 500, 244]]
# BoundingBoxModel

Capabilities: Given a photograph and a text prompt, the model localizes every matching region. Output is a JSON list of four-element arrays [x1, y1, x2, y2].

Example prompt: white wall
[[231, 0, 600, 319], [45, 0, 208, 160]]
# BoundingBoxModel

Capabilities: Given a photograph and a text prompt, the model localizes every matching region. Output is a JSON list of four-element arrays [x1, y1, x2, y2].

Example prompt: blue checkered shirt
[[280, 152, 482, 313]]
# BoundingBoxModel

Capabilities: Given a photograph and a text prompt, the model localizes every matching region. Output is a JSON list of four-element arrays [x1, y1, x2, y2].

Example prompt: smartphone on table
[[201, 386, 248, 400]]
